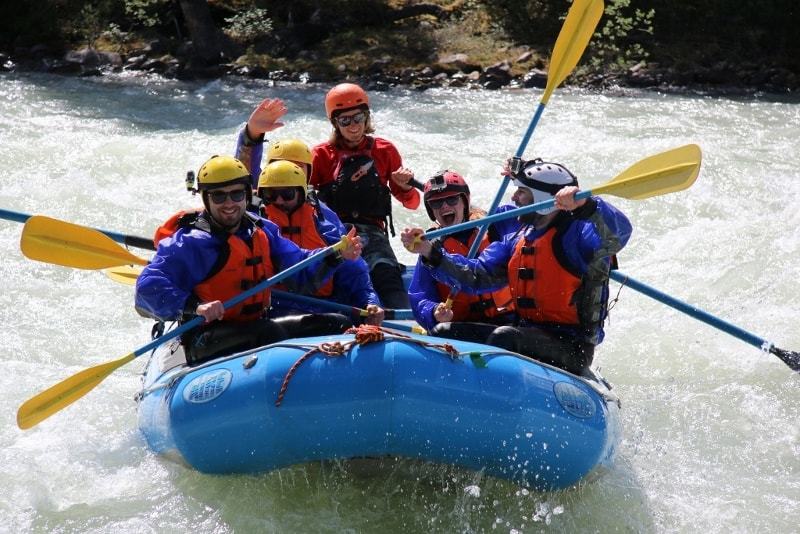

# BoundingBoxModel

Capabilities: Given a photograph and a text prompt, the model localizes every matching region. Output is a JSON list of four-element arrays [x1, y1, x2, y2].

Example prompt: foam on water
[[1, 72, 798, 532]]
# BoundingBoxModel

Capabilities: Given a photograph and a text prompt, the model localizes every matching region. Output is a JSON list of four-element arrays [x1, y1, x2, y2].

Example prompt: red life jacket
[[262, 202, 334, 297], [435, 230, 515, 320], [155, 210, 274, 322], [507, 227, 582, 325]]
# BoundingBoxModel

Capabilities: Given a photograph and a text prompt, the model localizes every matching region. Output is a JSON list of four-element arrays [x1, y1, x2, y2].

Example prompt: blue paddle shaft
[[272, 289, 414, 321], [273, 289, 356, 315], [0, 208, 155, 251], [466, 102, 547, 257], [609, 270, 771, 350], [425, 190, 591, 241], [132, 243, 342, 357]]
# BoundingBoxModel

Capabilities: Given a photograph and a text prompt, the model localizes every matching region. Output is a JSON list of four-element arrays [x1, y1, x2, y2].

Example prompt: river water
[[0, 72, 798, 533]]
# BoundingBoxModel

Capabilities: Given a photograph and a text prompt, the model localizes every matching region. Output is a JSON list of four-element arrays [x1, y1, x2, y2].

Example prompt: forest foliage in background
[[1, 0, 797, 76]]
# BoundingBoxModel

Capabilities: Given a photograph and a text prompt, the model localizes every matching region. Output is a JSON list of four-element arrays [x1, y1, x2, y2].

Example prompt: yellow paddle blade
[[594, 144, 702, 200], [103, 265, 144, 285], [543, 0, 604, 104], [21, 216, 148, 270], [17, 352, 136, 429]]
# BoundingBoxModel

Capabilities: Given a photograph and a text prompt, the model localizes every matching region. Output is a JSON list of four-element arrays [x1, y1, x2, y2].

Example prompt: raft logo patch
[[553, 382, 595, 419], [183, 369, 232, 404]]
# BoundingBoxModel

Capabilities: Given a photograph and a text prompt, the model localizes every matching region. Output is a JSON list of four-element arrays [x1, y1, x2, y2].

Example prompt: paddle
[[272, 289, 415, 320], [438, 0, 603, 311], [271, 290, 422, 332], [467, 0, 604, 256], [21, 215, 149, 270], [416, 144, 701, 243], [16, 235, 354, 430], [1, 208, 155, 251], [610, 271, 800, 372], [104, 264, 421, 330]]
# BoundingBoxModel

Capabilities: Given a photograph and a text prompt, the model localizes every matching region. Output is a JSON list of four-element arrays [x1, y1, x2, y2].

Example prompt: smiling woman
[[311, 82, 421, 309]]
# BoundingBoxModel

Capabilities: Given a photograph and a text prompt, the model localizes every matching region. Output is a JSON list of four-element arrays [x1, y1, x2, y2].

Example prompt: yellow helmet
[[258, 160, 307, 190], [267, 139, 313, 166], [196, 155, 251, 190]]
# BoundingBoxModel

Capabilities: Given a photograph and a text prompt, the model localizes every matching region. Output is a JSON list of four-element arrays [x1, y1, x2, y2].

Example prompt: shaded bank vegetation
[[1, 0, 797, 92]]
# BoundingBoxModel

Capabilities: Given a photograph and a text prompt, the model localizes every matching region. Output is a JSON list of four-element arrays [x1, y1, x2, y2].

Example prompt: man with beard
[[401, 160, 632, 375], [408, 170, 520, 333], [136, 155, 363, 365]]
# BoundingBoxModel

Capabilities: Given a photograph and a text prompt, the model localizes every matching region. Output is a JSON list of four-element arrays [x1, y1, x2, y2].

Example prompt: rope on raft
[[275, 324, 459, 407]]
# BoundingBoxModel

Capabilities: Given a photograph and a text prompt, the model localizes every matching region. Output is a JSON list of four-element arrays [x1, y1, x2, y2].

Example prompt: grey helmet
[[513, 159, 578, 214]]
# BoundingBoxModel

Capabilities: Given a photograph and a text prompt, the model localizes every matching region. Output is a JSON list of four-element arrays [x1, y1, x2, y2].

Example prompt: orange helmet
[[325, 83, 369, 119]]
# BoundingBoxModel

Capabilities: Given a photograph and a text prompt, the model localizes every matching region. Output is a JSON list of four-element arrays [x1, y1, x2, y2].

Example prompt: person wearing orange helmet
[[310, 82, 419, 309], [408, 170, 521, 334], [232, 100, 384, 325]]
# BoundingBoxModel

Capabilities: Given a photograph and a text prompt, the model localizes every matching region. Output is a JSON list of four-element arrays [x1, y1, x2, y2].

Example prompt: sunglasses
[[427, 196, 462, 210], [335, 111, 367, 128], [208, 189, 247, 204], [262, 187, 298, 203]]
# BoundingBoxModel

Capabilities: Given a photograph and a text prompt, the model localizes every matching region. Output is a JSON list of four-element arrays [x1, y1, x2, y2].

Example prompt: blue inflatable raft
[[137, 329, 621, 490]]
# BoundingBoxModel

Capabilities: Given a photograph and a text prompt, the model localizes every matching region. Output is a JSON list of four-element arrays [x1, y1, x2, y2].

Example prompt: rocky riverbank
[[2, 41, 797, 96]]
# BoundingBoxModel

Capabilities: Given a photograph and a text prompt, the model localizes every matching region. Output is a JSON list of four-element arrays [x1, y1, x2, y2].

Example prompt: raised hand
[[247, 98, 288, 138]]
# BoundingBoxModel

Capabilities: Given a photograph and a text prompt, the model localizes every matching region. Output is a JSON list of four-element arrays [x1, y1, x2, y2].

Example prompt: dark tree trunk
[[177, 0, 240, 63]]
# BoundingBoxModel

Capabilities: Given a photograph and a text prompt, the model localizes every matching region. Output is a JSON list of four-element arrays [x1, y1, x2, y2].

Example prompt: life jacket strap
[[518, 268, 535, 280], [516, 297, 536, 308]]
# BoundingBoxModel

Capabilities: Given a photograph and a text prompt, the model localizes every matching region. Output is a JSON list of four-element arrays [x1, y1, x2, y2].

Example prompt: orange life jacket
[[194, 229, 274, 322], [155, 210, 274, 322], [435, 230, 515, 320], [261, 202, 334, 297], [507, 227, 582, 325], [152, 208, 203, 248]]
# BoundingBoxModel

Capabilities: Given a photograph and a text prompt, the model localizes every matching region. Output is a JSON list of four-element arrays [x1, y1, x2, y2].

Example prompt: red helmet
[[423, 170, 470, 221], [325, 83, 370, 119]]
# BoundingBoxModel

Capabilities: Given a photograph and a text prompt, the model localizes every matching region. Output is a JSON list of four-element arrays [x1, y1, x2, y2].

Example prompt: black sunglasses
[[208, 189, 247, 204], [262, 187, 298, 203], [427, 196, 462, 210], [335, 111, 367, 127]]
